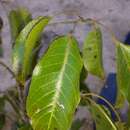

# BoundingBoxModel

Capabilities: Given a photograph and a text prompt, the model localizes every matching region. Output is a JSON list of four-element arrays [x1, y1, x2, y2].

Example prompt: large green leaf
[[26, 35, 82, 130], [8, 7, 32, 46], [82, 25, 105, 79], [116, 42, 130, 103], [12, 16, 50, 84], [89, 100, 117, 130]]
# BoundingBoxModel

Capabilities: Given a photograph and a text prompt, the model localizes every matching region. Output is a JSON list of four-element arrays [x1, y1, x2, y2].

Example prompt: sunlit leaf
[[116, 42, 130, 103], [83, 25, 105, 79], [12, 16, 50, 85], [26, 35, 82, 130]]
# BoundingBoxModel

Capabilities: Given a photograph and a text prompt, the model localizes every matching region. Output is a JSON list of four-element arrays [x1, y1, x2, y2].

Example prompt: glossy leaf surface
[[83, 25, 105, 79], [12, 16, 50, 84], [26, 35, 82, 130]]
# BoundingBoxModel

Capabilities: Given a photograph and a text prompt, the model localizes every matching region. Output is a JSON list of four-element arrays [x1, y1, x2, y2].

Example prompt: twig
[[0, 60, 15, 77], [0, 60, 24, 86]]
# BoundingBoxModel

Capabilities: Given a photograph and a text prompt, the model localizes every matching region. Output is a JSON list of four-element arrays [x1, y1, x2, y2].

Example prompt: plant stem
[[0, 60, 23, 85], [0, 60, 15, 77], [81, 92, 121, 122], [4, 94, 24, 123]]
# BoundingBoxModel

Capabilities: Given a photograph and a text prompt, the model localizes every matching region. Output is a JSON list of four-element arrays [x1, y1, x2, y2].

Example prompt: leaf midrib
[[47, 39, 70, 130]]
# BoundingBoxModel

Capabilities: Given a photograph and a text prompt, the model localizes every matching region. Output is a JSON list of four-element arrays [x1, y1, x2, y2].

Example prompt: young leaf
[[116, 42, 130, 103], [8, 7, 32, 46], [12, 16, 50, 85], [89, 100, 117, 130], [83, 25, 105, 79], [26, 35, 83, 130]]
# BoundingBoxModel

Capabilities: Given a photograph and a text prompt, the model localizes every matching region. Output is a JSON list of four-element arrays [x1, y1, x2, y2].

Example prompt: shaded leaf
[[89, 100, 117, 130], [116, 42, 130, 103], [0, 96, 5, 130], [80, 67, 89, 92], [115, 122, 127, 130], [0, 114, 5, 129], [26, 35, 82, 130], [12, 16, 50, 84], [18, 124, 33, 130], [8, 7, 32, 46], [70, 119, 85, 130], [0, 96, 5, 112], [83, 25, 105, 79], [0, 16, 3, 57], [0, 16, 3, 30]]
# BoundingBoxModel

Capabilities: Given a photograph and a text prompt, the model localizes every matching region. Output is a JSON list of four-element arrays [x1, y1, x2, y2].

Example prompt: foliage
[[0, 6, 130, 130]]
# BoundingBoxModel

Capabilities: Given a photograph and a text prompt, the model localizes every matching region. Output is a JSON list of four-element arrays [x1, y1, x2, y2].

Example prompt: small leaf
[[70, 119, 85, 130], [115, 122, 127, 130], [26, 35, 82, 130], [0, 114, 5, 129], [0, 96, 5, 112], [12, 16, 50, 84], [89, 100, 117, 130], [8, 7, 32, 46], [0, 16, 3, 30], [83, 25, 105, 79], [0, 96, 5, 130], [116, 42, 130, 103], [18, 124, 33, 130]]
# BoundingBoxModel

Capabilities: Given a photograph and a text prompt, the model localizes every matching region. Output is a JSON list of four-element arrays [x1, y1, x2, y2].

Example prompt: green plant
[[0, 6, 130, 130]]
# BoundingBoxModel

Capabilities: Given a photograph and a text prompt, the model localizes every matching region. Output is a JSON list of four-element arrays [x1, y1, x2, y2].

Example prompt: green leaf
[[89, 100, 117, 130], [26, 35, 82, 130], [0, 96, 5, 130], [12, 16, 50, 84], [0, 16, 3, 30], [0, 96, 5, 112], [115, 122, 127, 130], [0, 114, 5, 129], [70, 119, 85, 130], [116, 42, 130, 103], [18, 124, 33, 130], [8, 7, 32, 46], [83, 25, 105, 79]]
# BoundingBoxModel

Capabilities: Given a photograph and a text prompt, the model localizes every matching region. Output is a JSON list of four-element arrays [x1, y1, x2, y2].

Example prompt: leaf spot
[[35, 108, 40, 114], [33, 65, 41, 76], [59, 104, 65, 109]]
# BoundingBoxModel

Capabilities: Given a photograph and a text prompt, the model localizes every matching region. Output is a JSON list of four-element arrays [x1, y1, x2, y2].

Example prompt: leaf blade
[[12, 16, 50, 84], [83, 26, 105, 78], [26, 35, 82, 130]]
